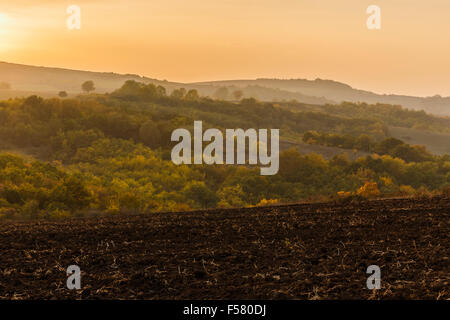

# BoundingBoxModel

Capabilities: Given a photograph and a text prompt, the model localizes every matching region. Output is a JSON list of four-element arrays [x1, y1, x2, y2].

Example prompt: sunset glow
[[0, 13, 12, 51], [1, 1, 450, 96], [0, 13, 9, 34]]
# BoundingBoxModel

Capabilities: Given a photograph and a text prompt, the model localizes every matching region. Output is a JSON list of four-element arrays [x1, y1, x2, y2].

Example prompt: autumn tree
[[357, 181, 380, 199]]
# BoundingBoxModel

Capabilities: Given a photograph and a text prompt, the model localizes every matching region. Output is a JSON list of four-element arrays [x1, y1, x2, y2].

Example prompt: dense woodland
[[0, 80, 448, 219]]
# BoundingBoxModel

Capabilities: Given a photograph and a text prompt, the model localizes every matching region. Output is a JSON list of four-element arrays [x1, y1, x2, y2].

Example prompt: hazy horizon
[[1, 1, 450, 97]]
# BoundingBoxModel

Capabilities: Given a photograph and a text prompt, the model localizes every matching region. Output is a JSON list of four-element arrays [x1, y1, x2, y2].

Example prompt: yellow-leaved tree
[[357, 182, 380, 199]]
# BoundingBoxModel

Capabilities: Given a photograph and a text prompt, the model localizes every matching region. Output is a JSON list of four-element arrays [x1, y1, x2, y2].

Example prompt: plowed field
[[0, 196, 448, 300]]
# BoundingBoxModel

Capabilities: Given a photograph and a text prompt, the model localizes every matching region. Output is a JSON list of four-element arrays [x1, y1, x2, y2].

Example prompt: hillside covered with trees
[[0, 80, 448, 219]]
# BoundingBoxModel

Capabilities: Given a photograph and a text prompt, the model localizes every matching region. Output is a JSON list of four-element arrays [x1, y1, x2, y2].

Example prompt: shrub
[[398, 185, 416, 197], [357, 182, 380, 199], [0, 207, 17, 219], [414, 186, 433, 198], [337, 191, 353, 198], [257, 198, 279, 207], [48, 209, 72, 219]]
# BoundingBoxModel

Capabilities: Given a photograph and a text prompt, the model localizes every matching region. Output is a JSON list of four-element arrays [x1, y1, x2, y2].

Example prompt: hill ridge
[[1, 61, 449, 116]]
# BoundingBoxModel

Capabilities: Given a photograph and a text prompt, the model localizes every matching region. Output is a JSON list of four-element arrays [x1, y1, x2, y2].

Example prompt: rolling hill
[[0, 61, 330, 105], [1, 61, 449, 116], [196, 79, 450, 117]]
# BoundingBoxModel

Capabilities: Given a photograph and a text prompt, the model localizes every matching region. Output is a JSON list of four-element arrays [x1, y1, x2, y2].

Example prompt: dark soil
[[0, 196, 448, 300]]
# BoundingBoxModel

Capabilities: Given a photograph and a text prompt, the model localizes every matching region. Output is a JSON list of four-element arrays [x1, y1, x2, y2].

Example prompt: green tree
[[218, 185, 246, 208], [185, 89, 199, 101], [170, 88, 186, 99], [51, 175, 91, 211], [391, 144, 433, 162], [302, 130, 320, 144], [183, 181, 218, 209], [82, 80, 95, 94], [355, 134, 373, 152], [374, 138, 404, 155]]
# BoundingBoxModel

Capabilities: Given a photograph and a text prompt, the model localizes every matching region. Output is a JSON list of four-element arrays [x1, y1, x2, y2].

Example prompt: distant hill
[[0, 62, 332, 105], [1, 61, 449, 116], [0, 61, 174, 94], [195, 79, 450, 116]]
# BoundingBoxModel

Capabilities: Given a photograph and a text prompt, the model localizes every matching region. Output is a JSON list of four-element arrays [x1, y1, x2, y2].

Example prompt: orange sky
[[1, 0, 450, 96]]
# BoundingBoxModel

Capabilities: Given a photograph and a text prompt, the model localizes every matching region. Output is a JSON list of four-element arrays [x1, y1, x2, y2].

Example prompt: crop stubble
[[0, 196, 448, 299]]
